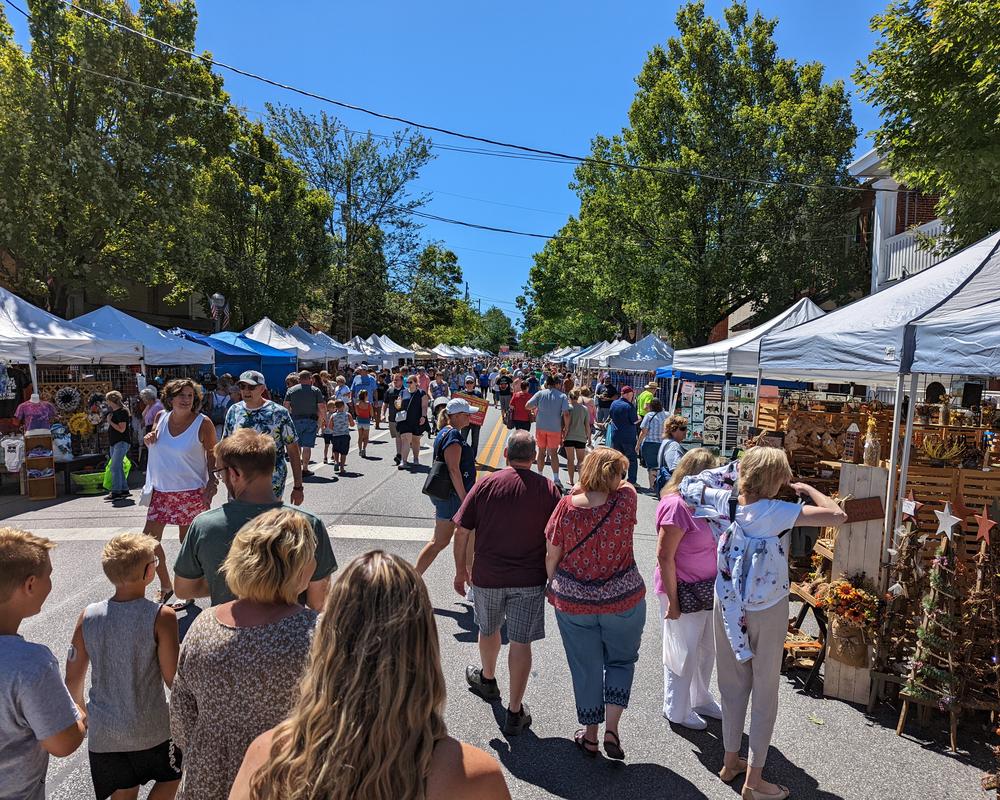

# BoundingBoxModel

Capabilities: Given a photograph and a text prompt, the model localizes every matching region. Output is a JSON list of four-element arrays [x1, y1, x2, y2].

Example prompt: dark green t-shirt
[[173, 501, 337, 606]]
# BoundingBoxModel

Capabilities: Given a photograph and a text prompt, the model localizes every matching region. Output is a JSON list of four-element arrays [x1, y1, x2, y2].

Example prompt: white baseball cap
[[446, 398, 474, 415]]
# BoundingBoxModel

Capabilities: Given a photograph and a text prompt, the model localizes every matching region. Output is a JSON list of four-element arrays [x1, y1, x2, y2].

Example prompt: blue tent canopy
[[212, 332, 297, 394], [655, 366, 806, 390], [171, 328, 260, 378]]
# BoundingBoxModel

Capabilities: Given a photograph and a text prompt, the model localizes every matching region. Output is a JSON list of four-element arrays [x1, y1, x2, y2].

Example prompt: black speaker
[[961, 382, 983, 408]]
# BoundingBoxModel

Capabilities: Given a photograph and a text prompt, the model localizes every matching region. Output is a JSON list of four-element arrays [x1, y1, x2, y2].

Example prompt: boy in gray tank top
[[64, 534, 182, 800]]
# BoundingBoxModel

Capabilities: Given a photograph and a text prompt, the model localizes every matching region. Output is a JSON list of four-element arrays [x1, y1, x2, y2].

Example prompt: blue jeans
[[612, 437, 639, 483], [555, 600, 646, 724], [109, 441, 129, 493]]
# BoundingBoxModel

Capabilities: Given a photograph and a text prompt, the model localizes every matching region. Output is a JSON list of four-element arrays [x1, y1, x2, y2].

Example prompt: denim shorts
[[430, 493, 462, 521], [293, 417, 318, 448]]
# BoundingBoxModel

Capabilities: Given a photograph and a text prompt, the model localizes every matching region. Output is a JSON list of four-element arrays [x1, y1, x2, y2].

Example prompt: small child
[[321, 399, 337, 464], [65, 533, 181, 800], [354, 389, 372, 458], [0, 528, 86, 799], [326, 399, 354, 474]]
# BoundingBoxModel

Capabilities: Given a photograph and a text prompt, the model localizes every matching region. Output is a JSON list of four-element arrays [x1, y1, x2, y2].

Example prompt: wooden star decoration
[[951, 493, 974, 524], [934, 502, 962, 542], [901, 490, 924, 522], [974, 504, 997, 546]]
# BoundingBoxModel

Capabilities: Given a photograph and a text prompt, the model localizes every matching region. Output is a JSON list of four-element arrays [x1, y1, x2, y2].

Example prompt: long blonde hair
[[249, 551, 447, 800], [662, 447, 718, 497]]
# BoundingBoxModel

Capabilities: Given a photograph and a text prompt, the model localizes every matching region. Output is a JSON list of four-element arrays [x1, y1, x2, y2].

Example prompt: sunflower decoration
[[54, 385, 81, 414], [68, 412, 94, 437], [817, 576, 882, 631]]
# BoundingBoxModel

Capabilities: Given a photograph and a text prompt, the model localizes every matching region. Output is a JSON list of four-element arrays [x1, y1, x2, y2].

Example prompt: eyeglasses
[[211, 465, 229, 477]]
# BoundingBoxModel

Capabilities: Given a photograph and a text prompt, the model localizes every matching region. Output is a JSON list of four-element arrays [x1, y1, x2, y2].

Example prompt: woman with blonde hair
[[545, 447, 645, 760], [170, 509, 319, 800], [654, 447, 721, 730], [703, 446, 846, 799], [229, 551, 509, 800]]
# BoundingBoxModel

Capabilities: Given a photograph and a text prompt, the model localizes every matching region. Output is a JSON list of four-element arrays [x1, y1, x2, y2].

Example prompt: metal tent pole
[[721, 372, 732, 456], [667, 374, 675, 413], [880, 373, 907, 565], [892, 372, 920, 535], [753, 368, 763, 426]]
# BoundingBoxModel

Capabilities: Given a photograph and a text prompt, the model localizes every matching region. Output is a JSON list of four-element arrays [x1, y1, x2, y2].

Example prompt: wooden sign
[[843, 496, 885, 525], [453, 392, 488, 427]]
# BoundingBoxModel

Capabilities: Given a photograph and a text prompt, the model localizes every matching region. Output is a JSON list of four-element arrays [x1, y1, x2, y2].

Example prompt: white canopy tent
[[349, 336, 393, 365], [74, 305, 215, 367], [0, 288, 143, 387], [759, 232, 1000, 385], [758, 230, 1000, 580], [605, 334, 674, 371], [243, 317, 311, 358], [674, 298, 826, 378], [570, 341, 610, 368], [369, 334, 415, 361], [288, 325, 348, 362], [313, 332, 366, 365], [581, 339, 631, 368], [432, 344, 461, 358]]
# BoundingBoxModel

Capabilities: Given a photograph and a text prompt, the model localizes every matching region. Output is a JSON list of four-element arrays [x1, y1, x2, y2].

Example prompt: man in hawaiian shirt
[[222, 370, 305, 506]]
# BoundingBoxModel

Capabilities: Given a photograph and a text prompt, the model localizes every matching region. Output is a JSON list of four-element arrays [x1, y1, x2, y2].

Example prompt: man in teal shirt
[[173, 429, 336, 609]]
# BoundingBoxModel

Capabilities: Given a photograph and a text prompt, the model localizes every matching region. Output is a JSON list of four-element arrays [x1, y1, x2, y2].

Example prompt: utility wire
[[44, 0, 893, 195]]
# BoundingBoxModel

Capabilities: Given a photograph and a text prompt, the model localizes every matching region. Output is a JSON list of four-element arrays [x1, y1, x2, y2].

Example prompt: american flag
[[210, 302, 231, 329]]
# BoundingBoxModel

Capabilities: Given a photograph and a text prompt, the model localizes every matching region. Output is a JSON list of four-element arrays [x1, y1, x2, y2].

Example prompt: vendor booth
[[243, 317, 313, 360], [312, 332, 366, 366], [169, 328, 261, 379], [752, 231, 1000, 737], [368, 334, 415, 363], [289, 325, 348, 365]]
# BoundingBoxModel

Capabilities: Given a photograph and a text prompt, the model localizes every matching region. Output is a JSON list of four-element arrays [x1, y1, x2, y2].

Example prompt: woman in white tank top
[[141, 378, 218, 607]]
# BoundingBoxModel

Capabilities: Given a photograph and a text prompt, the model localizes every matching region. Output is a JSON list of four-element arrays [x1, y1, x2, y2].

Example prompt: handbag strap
[[564, 495, 619, 558]]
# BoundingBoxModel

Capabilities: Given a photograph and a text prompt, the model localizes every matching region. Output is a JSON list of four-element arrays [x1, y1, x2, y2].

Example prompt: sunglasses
[[237, 383, 262, 390], [678, 426, 688, 431]]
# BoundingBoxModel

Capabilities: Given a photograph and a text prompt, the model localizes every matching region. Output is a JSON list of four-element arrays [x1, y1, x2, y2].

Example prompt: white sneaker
[[692, 701, 723, 720], [666, 711, 708, 730]]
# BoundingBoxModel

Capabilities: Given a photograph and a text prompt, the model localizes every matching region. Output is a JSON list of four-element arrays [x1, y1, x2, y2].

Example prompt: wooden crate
[[824, 463, 888, 705]]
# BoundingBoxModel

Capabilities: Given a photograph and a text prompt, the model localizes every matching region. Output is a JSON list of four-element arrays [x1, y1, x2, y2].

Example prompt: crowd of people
[[1, 355, 850, 800]]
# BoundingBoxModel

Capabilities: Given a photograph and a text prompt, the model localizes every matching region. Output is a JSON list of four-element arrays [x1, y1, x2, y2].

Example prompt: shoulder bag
[[422, 428, 457, 500]]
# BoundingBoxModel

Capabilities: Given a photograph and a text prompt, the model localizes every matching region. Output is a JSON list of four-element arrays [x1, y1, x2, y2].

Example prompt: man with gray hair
[[452, 429, 562, 736]]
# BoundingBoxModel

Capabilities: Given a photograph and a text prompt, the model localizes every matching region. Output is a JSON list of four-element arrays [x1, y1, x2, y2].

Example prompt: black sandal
[[603, 730, 625, 760], [574, 729, 599, 758]]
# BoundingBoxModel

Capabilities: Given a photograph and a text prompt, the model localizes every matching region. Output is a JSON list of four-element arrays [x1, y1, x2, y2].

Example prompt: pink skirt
[[145, 488, 209, 526]]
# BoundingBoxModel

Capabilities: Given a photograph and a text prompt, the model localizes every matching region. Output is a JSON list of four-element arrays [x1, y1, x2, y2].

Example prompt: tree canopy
[[856, 0, 1000, 250], [520, 0, 867, 349]]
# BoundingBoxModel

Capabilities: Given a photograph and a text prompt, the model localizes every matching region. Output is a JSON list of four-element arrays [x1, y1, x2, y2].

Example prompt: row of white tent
[[431, 343, 490, 359]]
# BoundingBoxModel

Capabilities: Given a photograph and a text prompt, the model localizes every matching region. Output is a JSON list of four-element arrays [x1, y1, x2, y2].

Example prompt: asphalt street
[[1, 404, 990, 800]]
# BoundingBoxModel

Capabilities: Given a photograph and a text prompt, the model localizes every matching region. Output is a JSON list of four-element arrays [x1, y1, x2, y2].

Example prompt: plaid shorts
[[473, 584, 546, 643]]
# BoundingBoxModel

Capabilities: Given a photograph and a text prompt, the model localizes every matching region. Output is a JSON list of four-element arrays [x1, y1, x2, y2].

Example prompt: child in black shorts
[[65, 533, 182, 800]]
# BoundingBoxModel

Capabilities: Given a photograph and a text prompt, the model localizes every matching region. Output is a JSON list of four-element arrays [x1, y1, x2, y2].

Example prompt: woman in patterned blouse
[[545, 447, 645, 761]]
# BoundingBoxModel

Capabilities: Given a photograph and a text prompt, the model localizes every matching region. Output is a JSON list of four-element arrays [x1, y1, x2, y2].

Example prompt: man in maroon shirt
[[453, 429, 562, 736]]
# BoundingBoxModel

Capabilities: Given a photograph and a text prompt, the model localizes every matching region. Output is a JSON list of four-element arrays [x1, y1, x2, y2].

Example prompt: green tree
[[522, 1, 867, 347], [856, 0, 1000, 250], [476, 306, 517, 352], [184, 120, 332, 329], [409, 244, 463, 341], [0, 0, 233, 315], [265, 104, 432, 338]]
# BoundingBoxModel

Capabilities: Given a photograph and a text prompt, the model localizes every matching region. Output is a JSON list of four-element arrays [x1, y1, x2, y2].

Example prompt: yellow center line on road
[[476, 416, 507, 479]]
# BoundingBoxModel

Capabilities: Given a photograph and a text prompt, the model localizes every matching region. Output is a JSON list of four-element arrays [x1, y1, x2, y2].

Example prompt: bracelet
[[293, 485, 304, 490]]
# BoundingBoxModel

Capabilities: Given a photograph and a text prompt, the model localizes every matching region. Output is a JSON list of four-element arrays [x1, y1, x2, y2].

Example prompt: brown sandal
[[574, 729, 598, 758]]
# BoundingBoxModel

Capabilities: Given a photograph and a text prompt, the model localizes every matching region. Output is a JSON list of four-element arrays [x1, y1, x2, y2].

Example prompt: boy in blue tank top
[[65, 533, 182, 800]]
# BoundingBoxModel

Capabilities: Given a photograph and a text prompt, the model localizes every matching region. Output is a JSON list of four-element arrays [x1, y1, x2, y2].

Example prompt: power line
[[49, 0, 891, 195]]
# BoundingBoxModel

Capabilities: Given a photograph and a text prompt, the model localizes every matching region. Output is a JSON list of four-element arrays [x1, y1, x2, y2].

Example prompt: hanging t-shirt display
[[15, 400, 57, 433], [0, 367, 30, 419]]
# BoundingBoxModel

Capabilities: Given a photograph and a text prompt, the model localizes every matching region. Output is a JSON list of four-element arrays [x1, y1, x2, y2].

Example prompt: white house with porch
[[849, 148, 947, 295]]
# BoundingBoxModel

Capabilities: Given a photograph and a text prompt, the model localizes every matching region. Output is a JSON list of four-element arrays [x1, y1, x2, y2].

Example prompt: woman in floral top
[[545, 447, 645, 761]]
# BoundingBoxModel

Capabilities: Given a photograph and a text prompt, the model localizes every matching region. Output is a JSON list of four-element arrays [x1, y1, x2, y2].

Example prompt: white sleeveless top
[[147, 411, 209, 492]]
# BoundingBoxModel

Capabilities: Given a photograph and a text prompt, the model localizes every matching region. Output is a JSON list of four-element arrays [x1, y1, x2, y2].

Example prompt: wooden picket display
[[824, 463, 888, 705]]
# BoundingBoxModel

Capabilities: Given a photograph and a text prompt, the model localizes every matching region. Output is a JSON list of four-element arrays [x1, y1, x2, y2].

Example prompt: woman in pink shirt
[[654, 448, 721, 730]]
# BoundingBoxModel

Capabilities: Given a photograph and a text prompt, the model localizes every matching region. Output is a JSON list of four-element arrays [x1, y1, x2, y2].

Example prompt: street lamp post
[[210, 292, 226, 333]]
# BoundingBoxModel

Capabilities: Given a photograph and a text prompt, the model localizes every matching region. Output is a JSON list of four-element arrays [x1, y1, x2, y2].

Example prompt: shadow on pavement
[[671, 724, 848, 799], [489, 730, 708, 799]]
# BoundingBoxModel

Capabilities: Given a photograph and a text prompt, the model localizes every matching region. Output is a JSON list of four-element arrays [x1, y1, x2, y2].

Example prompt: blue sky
[[9, 0, 885, 326]]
